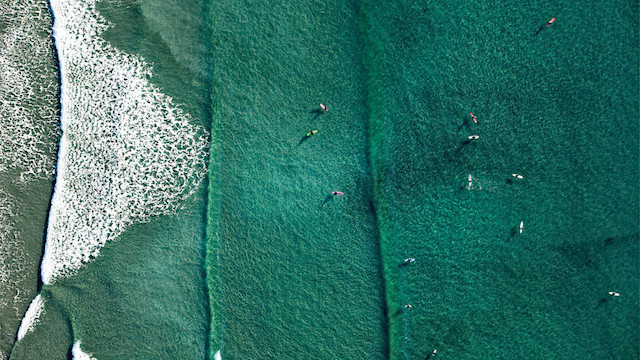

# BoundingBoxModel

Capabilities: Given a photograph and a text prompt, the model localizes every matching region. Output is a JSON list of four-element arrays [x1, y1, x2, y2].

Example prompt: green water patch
[[358, 0, 638, 359], [205, 0, 388, 358]]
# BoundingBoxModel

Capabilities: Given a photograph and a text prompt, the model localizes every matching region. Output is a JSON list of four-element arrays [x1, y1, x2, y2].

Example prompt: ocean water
[[0, 0, 59, 357], [359, 1, 639, 359], [2, 0, 639, 359]]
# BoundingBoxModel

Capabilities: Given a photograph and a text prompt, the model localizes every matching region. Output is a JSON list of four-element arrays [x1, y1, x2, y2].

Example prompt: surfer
[[470, 112, 477, 123], [512, 174, 524, 179], [546, 17, 555, 27], [320, 103, 328, 112], [306, 129, 318, 137], [519, 221, 524, 234], [402, 258, 416, 265], [609, 291, 620, 297], [468, 135, 479, 140], [425, 349, 437, 359], [403, 304, 412, 309], [331, 191, 344, 196], [467, 174, 473, 189]]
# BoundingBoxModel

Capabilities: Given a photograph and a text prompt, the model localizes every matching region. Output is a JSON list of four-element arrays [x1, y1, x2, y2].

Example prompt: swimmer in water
[[320, 103, 328, 112], [470, 112, 477, 123], [331, 191, 344, 196], [546, 17, 555, 27], [512, 174, 524, 179], [609, 291, 620, 297], [402, 258, 416, 265], [468, 135, 479, 140]]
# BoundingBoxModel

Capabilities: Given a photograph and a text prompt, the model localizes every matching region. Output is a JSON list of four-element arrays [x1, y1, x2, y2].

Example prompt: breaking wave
[[40, 0, 209, 284], [71, 341, 97, 360], [15, 294, 45, 341]]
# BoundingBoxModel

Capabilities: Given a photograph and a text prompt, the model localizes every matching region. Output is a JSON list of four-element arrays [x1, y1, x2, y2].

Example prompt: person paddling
[[320, 103, 328, 112], [468, 135, 479, 140], [403, 304, 412, 309], [546, 17, 555, 27], [470, 112, 477, 124], [609, 291, 620, 297], [331, 191, 344, 196], [512, 173, 524, 179], [402, 258, 416, 265], [519, 221, 524, 234]]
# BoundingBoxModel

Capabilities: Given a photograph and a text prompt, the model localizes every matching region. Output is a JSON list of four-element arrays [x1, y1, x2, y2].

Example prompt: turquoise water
[[3, 0, 639, 359]]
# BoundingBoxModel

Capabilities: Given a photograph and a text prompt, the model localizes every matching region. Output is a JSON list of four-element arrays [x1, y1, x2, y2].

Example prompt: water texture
[[2, 0, 638, 359], [0, 0, 59, 357]]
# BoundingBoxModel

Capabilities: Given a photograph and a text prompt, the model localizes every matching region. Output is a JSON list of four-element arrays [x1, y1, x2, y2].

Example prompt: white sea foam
[[0, 191, 24, 312], [72, 341, 97, 360], [214, 350, 222, 360], [0, 0, 60, 182], [40, 0, 208, 284], [16, 294, 45, 341]]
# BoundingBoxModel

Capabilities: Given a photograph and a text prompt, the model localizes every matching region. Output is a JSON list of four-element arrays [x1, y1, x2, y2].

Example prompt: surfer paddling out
[[470, 112, 477, 123], [546, 17, 555, 27], [512, 174, 524, 179], [468, 135, 479, 140], [467, 174, 473, 189], [609, 291, 620, 297], [331, 191, 344, 196], [306, 129, 318, 137], [320, 103, 328, 112], [519, 221, 524, 233]]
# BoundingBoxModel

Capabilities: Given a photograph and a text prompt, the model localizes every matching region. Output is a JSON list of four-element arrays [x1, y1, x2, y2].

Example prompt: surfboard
[[306, 130, 318, 137]]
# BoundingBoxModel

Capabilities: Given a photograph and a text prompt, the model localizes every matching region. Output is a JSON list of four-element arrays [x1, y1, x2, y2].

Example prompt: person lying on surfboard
[[306, 129, 318, 137], [332, 191, 344, 196]]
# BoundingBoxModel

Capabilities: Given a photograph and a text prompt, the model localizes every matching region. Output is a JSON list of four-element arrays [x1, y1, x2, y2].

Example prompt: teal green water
[[360, 1, 639, 359], [5, 0, 639, 359]]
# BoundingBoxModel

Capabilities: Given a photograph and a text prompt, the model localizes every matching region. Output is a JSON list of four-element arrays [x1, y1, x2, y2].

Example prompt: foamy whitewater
[[15, 294, 45, 341], [0, 191, 21, 311], [40, 0, 209, 284], [0, 0, 59, 319], [0, 0, 59, 182], [71, 341, 97, 360]]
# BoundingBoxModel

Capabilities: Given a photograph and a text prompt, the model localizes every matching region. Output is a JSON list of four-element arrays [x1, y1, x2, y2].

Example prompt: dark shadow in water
[[297, 135, 311, 146], [604, 237, 615, 246], [595, 297, 608, 309], [506, 177, 513, 185], [322, 194, 334, 206], [454, 139, 472, 153], [534, 25, 545, 36], [457, 117, 470, 132], [309, 108, 325, 119], [509, 226, 519, 239]]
